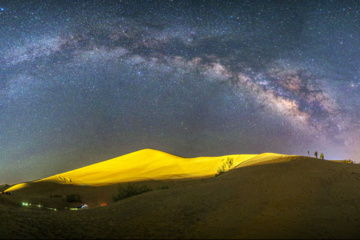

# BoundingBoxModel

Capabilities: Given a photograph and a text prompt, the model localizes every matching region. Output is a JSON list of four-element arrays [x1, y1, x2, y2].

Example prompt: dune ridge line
[[6, 149, 298, 192]]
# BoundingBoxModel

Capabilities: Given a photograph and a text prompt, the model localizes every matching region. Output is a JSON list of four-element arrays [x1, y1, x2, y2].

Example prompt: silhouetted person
[[307, 150, 310, 156], [315, 151, 318, 158], [320, 153, 324, 160]]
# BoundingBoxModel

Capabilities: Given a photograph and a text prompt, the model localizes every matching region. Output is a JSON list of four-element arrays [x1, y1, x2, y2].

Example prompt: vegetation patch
[[216, 157, 234, 177], [50, 194, 62, 198], [343, 159, 356, 164], [66, 194, 82, 203], [157, 185, 169, 190], [113, 183, 153, 202]]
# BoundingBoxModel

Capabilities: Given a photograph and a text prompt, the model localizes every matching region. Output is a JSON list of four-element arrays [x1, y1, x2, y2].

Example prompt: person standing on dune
[[320, 153, 324, 160], [315, 151, 318, 158]]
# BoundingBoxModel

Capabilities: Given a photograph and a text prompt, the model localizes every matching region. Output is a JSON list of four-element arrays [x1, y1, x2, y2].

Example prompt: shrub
[[112, 183, 153, 202], [66, 194, 82, 203], [344, 159, 355, 164], [157, 185, 169, 190], [226, 157, 233, 168], [50, 194, 62, 198], [215, 157, 234, 177], [215, 165, 226, 177]]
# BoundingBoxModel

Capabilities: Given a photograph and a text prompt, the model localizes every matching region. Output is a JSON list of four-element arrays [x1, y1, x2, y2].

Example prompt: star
[[0, 0, 359, 184]]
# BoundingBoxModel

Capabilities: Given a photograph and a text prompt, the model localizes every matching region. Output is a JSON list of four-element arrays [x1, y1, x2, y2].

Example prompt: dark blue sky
[[1, 0, 359, 184]]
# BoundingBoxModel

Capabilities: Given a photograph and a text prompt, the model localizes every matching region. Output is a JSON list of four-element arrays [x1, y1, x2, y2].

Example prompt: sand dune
[[1, 149, 360, 239], [6, 149, 266, 191]]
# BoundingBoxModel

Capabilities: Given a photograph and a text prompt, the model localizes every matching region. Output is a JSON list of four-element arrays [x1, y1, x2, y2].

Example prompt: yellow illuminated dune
[[6, 149, 290, 192]]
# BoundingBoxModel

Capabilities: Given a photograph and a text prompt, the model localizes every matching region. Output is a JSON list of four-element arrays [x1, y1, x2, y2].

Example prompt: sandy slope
[[6, 149, 262, 191], [1, 150, 360, 239]]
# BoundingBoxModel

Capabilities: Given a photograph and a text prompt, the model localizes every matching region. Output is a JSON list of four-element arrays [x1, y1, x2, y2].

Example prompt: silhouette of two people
[[314, 151, 324, 160]]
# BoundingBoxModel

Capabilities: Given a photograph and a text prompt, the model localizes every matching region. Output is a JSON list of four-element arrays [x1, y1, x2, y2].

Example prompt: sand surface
[[1, 150, 360, 239], [5, 149, 259, 190]]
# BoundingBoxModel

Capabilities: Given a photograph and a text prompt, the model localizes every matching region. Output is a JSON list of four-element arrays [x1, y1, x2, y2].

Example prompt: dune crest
[[6, 149, 293, 192]]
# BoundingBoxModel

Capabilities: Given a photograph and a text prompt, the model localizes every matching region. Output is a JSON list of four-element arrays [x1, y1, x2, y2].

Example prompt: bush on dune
[[157, 185, 169, 190], [216, 165, 226, 176], [215, 157, 234, 177], [50, 194, 62, 198], [344, 159, 356, 164], [66, 194, 82, 203], [112, 183, 153, 202]]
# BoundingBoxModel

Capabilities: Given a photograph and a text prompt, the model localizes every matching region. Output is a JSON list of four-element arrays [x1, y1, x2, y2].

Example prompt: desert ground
[[1, 149, 360, 239]]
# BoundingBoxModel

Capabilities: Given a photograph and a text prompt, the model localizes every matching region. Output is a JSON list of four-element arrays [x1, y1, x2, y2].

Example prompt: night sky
[[1, 0, 360, 184]]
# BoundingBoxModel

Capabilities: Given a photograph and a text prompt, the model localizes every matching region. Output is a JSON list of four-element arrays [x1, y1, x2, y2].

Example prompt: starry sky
[[1, 0, 360, 184]]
